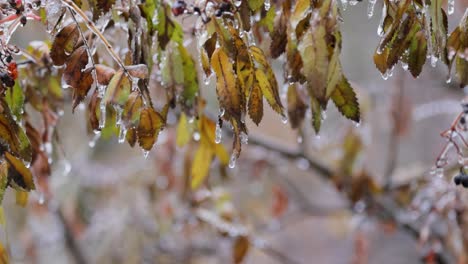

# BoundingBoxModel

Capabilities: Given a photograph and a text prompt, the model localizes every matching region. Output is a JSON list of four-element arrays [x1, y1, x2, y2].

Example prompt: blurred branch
[[56, 208, 86, 264], [247, 133, 454, 264]]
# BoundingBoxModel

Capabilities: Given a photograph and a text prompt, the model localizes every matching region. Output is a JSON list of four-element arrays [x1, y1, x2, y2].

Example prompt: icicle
[[321, 111, 327, 121], [377, 4, 387, 36], [188, 116, 195, 124], [354, 121, 361, 128], [341, 0, 348, 11], [446, 75, 452, 84], [349, 0, 358, 5], [38, 192, 45, 205], [215, 123, 222, 144], [115, 105, 123, 126], [281, 115, 288, 124], [430, 55, 438, 67], [89, 132, 101, 148], [430, 166, 444, 178], [448, 0, 455, 15], [193, 132, 201, 141], [401, 62, 409, 71], [367, 0, 377, 18], [219, 108, 225, 118], [264, 0, 271, 10], [99, 102, 106, 129], [143, 150, 150, 159], [118, 126, 127, 143], [63, 160, 72, 176], [240, 132, 248, 145], [229, 152, 237, 169], [423, 4, 434, 61], [381, 71, 389, 80]]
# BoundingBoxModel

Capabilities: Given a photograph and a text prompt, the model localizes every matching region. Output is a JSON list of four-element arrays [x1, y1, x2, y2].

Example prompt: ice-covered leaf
[[63, 46, 93, 110], [5, 152, 34, 191], [103, 69, 131, 107], [137, 107, 165, 151], [248, 81, 263, 125], [331, 77, 360, 122], [408, 31, 427, 78], [50, 24, 79, 66]]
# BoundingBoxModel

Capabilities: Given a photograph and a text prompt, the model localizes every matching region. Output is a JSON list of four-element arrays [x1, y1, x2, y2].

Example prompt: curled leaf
[[137, 107, 164, 151], [50, 23, 79, 66], [5, 152, 35, 191], [103, 69, 131, 107]]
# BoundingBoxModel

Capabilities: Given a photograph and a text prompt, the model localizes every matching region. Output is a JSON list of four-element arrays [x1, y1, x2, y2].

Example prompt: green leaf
[[331, 77, 360, 122], [5, 81, 24, 121], [179, 45, 199, 106], [408, 31, 427, 78]]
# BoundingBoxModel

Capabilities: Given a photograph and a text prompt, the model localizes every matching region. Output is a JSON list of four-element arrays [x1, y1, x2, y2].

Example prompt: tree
[[0, 0, 466, 262]]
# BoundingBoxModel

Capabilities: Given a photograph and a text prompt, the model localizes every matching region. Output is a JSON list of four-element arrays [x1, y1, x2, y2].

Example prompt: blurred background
[[2, 1, 468, 263]]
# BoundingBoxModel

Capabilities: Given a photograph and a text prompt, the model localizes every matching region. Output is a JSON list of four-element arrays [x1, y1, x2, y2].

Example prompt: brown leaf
[[233, 236, 250, 264], [122, 91, 143, 127], [287, 84, 307, 129], [88, 90, 101, 131], [270, 12, 287, 58], [50, 24, 80, 66], [5, 152, 35, 191], [248, 80, 263, 125], [408, 31, 427, 78], [126, 64, 149, 79], [63, 46, 93, 110], [95, 64, 116, 85], [137, 107, 164, 151]]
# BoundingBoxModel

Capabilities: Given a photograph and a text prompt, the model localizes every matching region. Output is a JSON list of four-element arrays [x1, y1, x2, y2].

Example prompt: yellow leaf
[[176, 113, 191, 147], [255, 69, 282, 114], [248, 80, 263, 125], [191, 141, 214, 189], [211, 48, 242, 120], [0, 240, 8, 264], [5, 152, 35, 191], [137, 107, 165, 151], [291, 0, 310, 28], [331, 77, 360, 122], [200, 116, 229, 165], [0, 207, 5, 226], [15, 190, 28, 207]]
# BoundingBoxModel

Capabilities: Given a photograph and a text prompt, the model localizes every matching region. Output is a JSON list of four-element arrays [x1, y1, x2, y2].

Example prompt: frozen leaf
[[126, 127, 137, 147], [122, 91, 143, 127], [373, 47, 390, 74], [310, 96, 322, 133], [270, 12, 287, 58], [88, 91, 101, 131], [211, 48, 242, 121], [95, 64, 116, 85], [63, 46, 93, 110], [50, 24, 79, 66], [176, 113, 190, 147], [103, 69, 131, 107], [287, 84, 307, 129], [233, 236, 250, 263], [200, 48, 211, 78], [191, 140, 213, 189], [5, 81, 24, 121], [229, 24, 253, 101], [5, 152, 35, 191], [248, 81, 263, 125], [298, 23, 329, 105], [408, 31, 427, 78], [250, 46, 283, 115], [331, 77, 360, 122], [126, 64, 149, 80], [88, 0, 115, 19], [213, 18, 236, 58], [0, 100, 32, 162], [137, 107, 165, 151]]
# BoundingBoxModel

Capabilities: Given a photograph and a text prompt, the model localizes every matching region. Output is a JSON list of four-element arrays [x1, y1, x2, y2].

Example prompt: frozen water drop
[[143, 150, 150, 159], [431, 55, 438, 67], [446, 76, 452, 84], [215, 123, 222, 144], [229, 153, 237, 169], [297, 136, 303, 144], [188, 116, 195, 124], [341, 0, 348, 10], [448, 0, 455, 15], [354, 121, 361, 128], [88, 133, 101, 148], [38, 192, 45, 205], [193, 132, 201, 141], [281, 115, 288, 124], [264, 0, 271, 10], [240, 132, 248, 145], [118, 126, 127, 143], [219, 108, 225, 117], [367, 0, 377, 18]]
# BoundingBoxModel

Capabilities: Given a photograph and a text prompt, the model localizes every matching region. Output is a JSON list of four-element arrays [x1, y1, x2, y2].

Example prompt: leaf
[[161, 42, 184, 87], [5, 152, 35, 191], [248, 80, 263, 125], [176, 112, 190, 147], [258, 6, 276, 33], [213, 18, 236, 58], [191, 140, 214, 189], [287, 84, 307, 129], [200, 48, 211, 78], [15, 190, 28, 207], [326, 35, 343, 98], [291, 0, 310, 28], [63, 46, 93, 110], [248, 0, 263, 12], [126, 127, 137, 147], [250, 46, 283, 115], [0, 240, 8, 263], [229, 24, 253, 101], [0, 162, 8, 204], [88, 0, 115, 19], [310, 96, 322, 133], [0, 100, 32, 162], [373, 47, 390, 74], [95, 64, 116, 85], [298, 23, 329, 105], [200, 116, 229, 165], [88, 90, 101, 131], [211, 48, 242, 120], [50, 23, 79, 66], [270, 12, 287, 58], [5, 81, 24, 121], [137, 107, 164, 151], [122, 91, 143, 127], [126, 64, 149, 79], [179, 45, 199, 106], [331, 77, 360, 122], [408, 31, 427, 78], [103, 69, 131, 107], [233, 236, 250, 264], [456, 56, 468, 88]]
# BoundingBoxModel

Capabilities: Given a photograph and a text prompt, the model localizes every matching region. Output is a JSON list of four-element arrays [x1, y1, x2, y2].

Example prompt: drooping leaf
[[95, 64, 116, 85], [298, 22, 329, 105], [270, 12, 287, 58], [287, 84, 307, 129], [179, 45, 199, 106], [408, 31, 427, 78], [103, 69, 131, 107], [5, 152, 35, 191], [211, 48, 242, 121], [229, 24, 253, 101], [200, 116, 229, 165], [331, 77, 360, 122], [0, 100, 32, 162], [50, 23, 79, 66], [63, 46, 93, 110], [191, 140, 213, 189], [5, 81, 24, 121], [176, 112, 191, 147], [137, 107, 165, 151], [88, 90, 101, 131], [310, 96, 322, 133], [233, 236, 250, 264], [248, 80, 263, 125], [122, 91, 143, 127]]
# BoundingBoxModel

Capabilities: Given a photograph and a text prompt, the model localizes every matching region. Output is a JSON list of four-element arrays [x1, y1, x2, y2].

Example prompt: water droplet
[[281, 115, 288, 124], [321, 111, 327, 121], [296, 158, 310, 170], [315, 134, 321, 140], [448, 0, 455, 15], [341, 0, 348, 10], [38, 192, 45, 205], [219, 108, 225, 117], [297, 136, 303, 144], [63, 160, 72, 176], [381, 71, 389, 80], [89, 133, 101, 148], [188, 116, 195, 124], [193, 132, 201, 141], [354, 121, 361, 128], [229, 153, 237, 169], [143, 150, 150, 159], [446, 76, 452, 84], [401, 62, 409, 71], [118, 126, 127, 143], [367, 0, 377, 18], [215, 123, 222, 144], [264, 0, 271, 10], [240, 132, 248, 145]]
